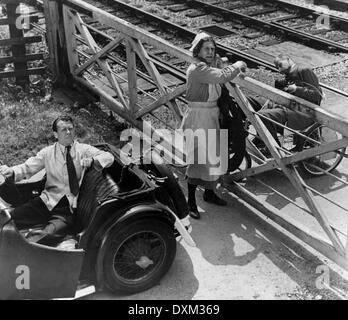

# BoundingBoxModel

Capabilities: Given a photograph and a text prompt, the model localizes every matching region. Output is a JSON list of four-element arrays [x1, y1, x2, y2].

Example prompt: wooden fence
[[0, 0, 45, 84]]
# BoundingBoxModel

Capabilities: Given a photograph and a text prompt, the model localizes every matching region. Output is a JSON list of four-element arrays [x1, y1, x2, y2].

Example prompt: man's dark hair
[[52, 115, 75, 132], [274, 54, 292, 69], [192, 37, 217, 59]]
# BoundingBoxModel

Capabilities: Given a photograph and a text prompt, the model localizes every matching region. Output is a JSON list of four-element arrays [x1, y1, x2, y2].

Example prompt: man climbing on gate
[[256, 53, 323, 148]]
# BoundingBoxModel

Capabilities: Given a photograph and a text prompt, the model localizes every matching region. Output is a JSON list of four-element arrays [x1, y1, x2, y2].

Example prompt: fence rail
[[0, 0, 45, 84]]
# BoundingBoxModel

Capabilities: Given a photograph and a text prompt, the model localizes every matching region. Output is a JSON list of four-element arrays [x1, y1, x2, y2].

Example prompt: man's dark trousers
[[12, 196, 73, 234]]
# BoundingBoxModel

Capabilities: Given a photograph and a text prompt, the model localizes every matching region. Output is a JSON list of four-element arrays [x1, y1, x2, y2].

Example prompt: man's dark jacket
[[286, 65, 322, 105]]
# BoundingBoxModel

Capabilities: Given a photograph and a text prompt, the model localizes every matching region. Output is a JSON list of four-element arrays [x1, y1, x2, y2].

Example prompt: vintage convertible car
[[0, 143, 195, 299]]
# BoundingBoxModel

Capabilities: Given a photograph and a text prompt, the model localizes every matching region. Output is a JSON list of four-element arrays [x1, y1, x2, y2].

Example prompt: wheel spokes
[[113, 231, 166, 281]]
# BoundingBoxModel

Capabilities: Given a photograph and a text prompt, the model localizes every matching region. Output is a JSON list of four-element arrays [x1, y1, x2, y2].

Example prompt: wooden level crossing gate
[[0, 0, 45, 84], [44, 0, 348, 270]]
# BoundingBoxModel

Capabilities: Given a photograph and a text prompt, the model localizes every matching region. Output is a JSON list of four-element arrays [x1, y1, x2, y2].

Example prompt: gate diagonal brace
[[74, 34, 125, 76], [225, 82, 346, 256], [126, 37, 183, 122], [70, 10, 128, 109]]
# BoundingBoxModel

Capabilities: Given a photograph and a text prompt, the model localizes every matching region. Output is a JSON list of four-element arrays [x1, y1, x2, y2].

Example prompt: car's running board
[[54, 285, 96, 300], [174, 215, 196, 247]]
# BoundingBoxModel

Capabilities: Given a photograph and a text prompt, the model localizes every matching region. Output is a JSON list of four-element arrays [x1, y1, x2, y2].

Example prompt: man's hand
[[234, 61, 247, 73], [80, 157, 93, 168], [285, 84, 297, 94], [0, 165, 14, 179]]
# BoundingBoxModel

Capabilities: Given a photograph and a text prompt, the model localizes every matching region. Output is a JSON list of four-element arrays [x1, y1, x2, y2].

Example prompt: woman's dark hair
[[52, 115, 75, 132], [192, 37, 217, 59]]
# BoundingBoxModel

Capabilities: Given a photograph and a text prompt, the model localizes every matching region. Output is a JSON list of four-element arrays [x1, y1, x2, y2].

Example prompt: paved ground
[[83, 164, 348, 300]]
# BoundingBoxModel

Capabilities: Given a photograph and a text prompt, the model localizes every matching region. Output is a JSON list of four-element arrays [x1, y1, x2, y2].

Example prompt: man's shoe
[[203, 192, 227, 206], [188, 204, 200, 219]]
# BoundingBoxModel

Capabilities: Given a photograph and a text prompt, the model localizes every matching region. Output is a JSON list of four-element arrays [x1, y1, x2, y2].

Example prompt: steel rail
[[265, 0, 348, 30], [181, 0, 348, 52], [32, 0, 348, 98], [102, 0, 348, 98], [102, 0, 275, 69]]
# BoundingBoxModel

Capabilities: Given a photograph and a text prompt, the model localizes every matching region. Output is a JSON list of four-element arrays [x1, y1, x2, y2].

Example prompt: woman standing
[[182, 32, 247, 219]]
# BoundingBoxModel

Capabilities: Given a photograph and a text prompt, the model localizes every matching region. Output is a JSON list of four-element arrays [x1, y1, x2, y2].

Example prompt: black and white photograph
[[1, 0, 348, 306]]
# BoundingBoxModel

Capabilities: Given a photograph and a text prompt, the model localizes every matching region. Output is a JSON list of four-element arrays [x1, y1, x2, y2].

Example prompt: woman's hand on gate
[[234, 61, 247, 73]]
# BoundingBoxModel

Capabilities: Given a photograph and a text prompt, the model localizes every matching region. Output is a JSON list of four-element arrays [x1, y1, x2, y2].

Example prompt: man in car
[[0, 115, 114, 236], [256, 54, 323, 147]]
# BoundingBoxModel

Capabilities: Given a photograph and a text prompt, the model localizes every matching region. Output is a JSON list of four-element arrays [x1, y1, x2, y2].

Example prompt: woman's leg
[[203, 187, 227, 206], [187, 182, 200, 219], [187, 182, 197, 206]]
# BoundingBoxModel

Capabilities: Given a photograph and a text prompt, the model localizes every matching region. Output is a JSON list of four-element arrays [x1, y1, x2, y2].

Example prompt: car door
[[0, 221, 84, 299]]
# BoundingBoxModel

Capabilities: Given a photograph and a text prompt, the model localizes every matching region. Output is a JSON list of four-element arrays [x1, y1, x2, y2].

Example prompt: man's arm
[[193, 61, 246, 84], [291, 68, 322, 105], [11, 148, 46, 182], [81, 145, 114, 171]]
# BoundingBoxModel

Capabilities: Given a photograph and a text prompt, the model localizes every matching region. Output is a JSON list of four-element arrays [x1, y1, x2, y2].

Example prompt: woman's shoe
[[203, 192, 227, 206], [188, 204, 200, 219]]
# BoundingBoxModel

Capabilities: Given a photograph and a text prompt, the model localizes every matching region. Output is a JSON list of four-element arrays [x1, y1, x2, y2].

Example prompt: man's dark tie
[[66, 146, 79, 196]]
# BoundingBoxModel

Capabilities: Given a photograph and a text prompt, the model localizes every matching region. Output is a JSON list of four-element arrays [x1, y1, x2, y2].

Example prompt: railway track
[[181, 0, 348, 51], [77, 0, 348, 99], [23, 0, 348, 101], [6, 0, 348, 97]]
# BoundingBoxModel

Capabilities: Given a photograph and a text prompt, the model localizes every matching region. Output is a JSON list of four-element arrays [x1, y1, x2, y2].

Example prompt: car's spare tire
[[145, 152, 189, 219], [102, 218, 176, 294]]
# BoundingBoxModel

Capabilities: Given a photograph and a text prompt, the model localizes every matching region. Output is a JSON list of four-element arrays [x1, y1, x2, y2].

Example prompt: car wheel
[[102, 219, 176, 294]]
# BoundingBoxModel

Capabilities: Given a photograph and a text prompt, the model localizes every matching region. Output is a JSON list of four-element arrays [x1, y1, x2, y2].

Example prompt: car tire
[[102, 218, 176, 294]]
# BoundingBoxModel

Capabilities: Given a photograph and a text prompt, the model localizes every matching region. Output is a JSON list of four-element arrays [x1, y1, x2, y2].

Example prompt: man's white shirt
[[12, 141, 114, 212]]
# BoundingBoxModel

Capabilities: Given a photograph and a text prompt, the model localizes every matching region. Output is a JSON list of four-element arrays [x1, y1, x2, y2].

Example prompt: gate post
[[43, 0, 73, 85], [7, 2, 28, 86]]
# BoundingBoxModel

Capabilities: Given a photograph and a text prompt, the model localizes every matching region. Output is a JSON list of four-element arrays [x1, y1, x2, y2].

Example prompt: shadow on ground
[[191, 185, 348, 299], [243, 169, 348, 212]]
